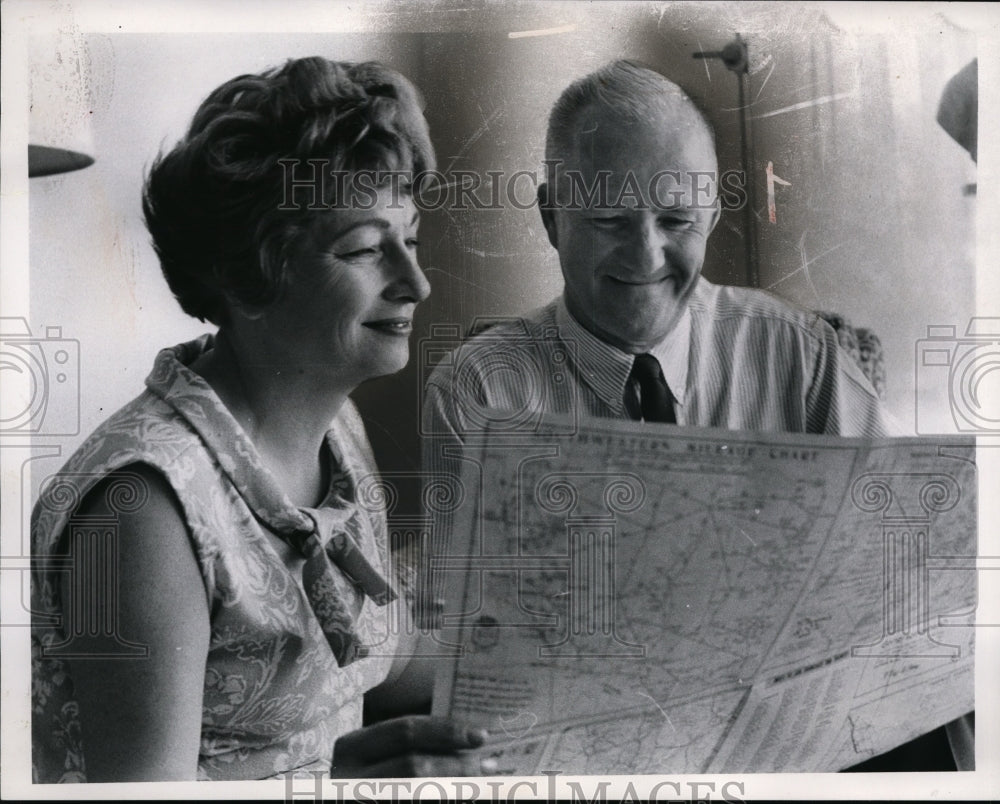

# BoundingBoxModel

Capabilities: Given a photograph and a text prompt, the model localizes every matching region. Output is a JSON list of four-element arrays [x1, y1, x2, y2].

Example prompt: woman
[[31, 56, 484, 782]]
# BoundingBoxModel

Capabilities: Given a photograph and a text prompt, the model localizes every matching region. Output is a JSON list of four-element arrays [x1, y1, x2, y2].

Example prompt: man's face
[[541, 104, 720, 354]]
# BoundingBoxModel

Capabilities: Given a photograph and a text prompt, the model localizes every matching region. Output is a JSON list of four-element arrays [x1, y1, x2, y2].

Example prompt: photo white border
[[2, 1, 997, 799]]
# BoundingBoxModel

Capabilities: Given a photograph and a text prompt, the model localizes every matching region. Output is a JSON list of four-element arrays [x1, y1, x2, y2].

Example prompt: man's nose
[[385, 242, 431, 303], [630, 217, 670, 274]]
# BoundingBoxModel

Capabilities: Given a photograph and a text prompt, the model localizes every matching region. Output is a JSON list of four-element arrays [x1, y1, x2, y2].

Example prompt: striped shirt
[[422, 276, 895, 444], [421, 278, 969, 771]]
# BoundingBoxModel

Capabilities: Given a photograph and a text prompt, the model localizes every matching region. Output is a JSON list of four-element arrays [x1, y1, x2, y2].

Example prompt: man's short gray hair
[[545, 59, 715, 173]]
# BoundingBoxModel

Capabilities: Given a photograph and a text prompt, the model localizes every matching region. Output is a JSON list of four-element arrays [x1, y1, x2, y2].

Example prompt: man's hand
[[331, 715, 494, 777]]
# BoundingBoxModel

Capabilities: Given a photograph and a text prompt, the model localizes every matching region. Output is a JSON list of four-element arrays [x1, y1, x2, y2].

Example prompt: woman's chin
[[357, 352, 412, 384]]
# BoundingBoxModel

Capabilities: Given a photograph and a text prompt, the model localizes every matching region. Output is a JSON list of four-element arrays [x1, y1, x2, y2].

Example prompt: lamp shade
[[29, 31, 96, 177], [28, 144, 95, 177]]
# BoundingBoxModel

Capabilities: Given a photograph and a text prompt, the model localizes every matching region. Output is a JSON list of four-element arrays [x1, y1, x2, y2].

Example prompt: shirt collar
[[556, 295, 690, 413], [647, 306, 690, 407], [144, 334, 354, 536]]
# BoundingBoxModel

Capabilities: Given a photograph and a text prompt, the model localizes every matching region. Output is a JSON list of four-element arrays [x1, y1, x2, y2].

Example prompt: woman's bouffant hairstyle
[[142, 57, 435, 326]]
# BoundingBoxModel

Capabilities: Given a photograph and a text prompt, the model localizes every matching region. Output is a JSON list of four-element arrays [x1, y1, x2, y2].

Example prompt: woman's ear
[[537, 183, 558, 250], [224, 293, 267, 322]]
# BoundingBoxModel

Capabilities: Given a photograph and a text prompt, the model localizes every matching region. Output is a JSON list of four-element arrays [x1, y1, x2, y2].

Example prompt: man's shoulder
[[466, 301, 560, 342], [691, 278, 824, 337], [425, 300, 561, 382]]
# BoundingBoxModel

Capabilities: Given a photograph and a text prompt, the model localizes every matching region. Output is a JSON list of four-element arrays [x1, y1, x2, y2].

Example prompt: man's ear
[[707, 198, 722, 236], [537, 182, 558, 249]]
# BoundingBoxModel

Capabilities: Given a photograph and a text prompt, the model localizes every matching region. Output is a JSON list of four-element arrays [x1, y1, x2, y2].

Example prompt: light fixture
[[29, 31, 96, 178]]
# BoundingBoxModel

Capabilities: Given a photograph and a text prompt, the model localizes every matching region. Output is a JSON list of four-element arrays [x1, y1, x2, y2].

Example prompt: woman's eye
[[337, 247, 380, 259], [405, 238, 421, 249]]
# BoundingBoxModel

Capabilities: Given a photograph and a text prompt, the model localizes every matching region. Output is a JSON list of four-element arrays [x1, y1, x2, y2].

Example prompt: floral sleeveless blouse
[[31, 335, 399, 781]]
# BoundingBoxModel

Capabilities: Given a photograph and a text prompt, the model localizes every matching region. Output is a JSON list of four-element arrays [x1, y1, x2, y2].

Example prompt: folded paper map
[[430, 416, 976, 773]]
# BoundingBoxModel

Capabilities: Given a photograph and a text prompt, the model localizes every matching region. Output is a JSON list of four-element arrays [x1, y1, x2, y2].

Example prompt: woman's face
[[259, 184, 430, 387]]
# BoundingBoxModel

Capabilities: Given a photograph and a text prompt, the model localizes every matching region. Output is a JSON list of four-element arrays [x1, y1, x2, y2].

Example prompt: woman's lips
[[363, 318, 413, 335]]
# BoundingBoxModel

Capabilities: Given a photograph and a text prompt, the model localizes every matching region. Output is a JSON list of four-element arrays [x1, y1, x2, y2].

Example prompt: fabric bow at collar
[[143, 337, 397, 667], [294, 506, 398, 667]]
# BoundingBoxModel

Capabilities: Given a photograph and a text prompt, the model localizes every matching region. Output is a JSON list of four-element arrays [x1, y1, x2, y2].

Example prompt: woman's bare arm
[[60, 463, 210, 782], [364, 612, 438, 719]]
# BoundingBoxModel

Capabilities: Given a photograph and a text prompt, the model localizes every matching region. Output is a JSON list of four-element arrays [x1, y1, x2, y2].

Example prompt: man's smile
[[605, 274, 677, 287]]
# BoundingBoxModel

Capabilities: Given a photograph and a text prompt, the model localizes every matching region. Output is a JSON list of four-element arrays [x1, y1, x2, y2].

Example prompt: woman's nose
[[386, 242, 431, 303]]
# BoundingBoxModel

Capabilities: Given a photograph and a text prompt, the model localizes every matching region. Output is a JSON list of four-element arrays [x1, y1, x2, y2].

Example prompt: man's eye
[[590, 217, 626, 227], [405, 238, 421, 249], [659, 217, 694, 229]]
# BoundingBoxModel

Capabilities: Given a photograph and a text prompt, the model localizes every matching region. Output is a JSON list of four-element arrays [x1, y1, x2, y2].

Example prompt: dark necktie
[[627, 353, 676, 423]]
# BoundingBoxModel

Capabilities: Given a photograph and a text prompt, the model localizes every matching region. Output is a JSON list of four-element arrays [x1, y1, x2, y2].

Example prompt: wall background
[[23, 2, 981, 495]]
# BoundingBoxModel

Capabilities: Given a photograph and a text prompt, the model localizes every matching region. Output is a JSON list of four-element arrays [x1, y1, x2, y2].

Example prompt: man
[[422, 60, 964, 772], [424, 59, 893, 443]]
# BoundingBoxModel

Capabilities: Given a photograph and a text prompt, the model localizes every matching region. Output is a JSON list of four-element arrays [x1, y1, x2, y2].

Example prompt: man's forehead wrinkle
[[570, 120, 715, 169], [575, 97, 709, 142]]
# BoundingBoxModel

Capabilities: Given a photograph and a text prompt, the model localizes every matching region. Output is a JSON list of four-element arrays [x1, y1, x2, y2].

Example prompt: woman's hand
[[331, 716, 494, 777]]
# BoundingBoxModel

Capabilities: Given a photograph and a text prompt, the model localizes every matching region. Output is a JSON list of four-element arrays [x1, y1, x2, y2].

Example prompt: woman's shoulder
[[37, 389, 191, 491], [32, 388, 218, 561], [82, 387, 205, 462]]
